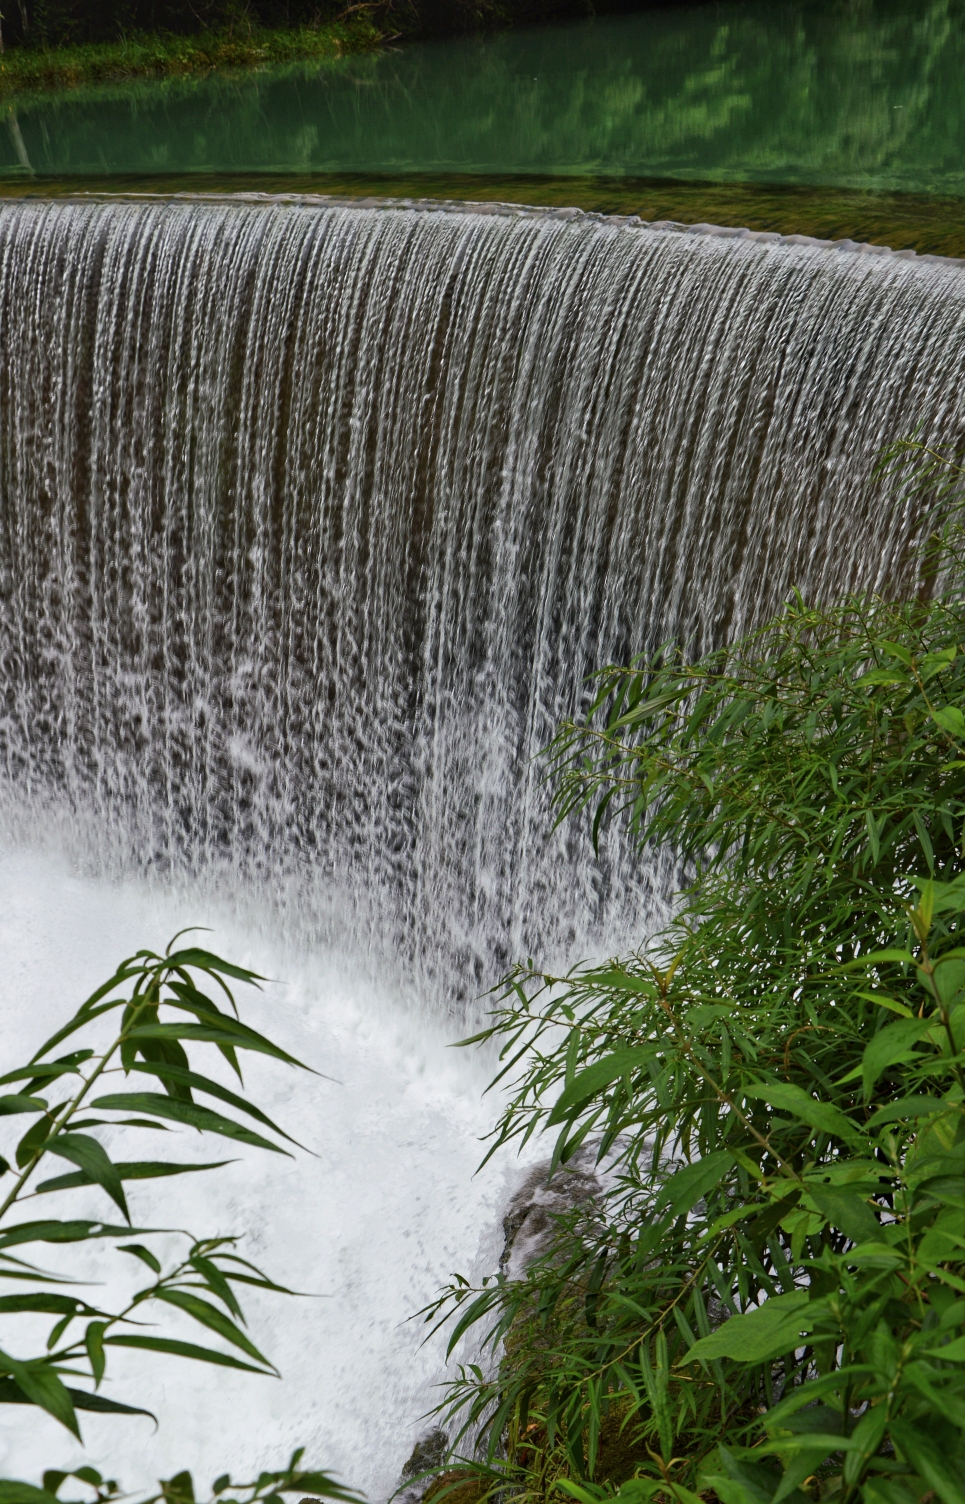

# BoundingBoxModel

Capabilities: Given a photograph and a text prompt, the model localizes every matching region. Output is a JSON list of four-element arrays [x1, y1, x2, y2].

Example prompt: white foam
[[0, 845, 523, 1500]]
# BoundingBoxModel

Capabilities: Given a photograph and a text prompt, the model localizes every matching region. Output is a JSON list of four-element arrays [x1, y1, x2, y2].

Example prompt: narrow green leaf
[[189, 1253, 243, 1320], [845, 950, 915, 968], [152, 1289, 271, 1365], [164, 947, 263, 985], [803, 1185, 880, 1245], [909, 875, 965, 915], [0, 1221, 142, 1250], [547, 1047, 659, 1124], [128, 1061, 303, 1147], [0, 1376, 154, 1420], [0, 1349, 80, 1438], [77, 962, 146, 1013], [656, 1151, 734, 1216], [279, 1474, 361, 1502], [119, 1243, 161, 1274], [686, 1291, 814, 1364], [0, 1056, 90, 1087], [37, 1160, 232, 1194], [0, 1295, 99, 1317], [125, 1022, 304, 1070], [27, 1000, 124, 1066], [16, 1110, 61, 1169], [890, 1418, 965, 1504], [925, 1334, 965, 1361], [868, 1096, 951, 1128], [860, 1017, 930, 1099], [581, 968, 655, 995], [856, 669, 909, 687], [0, 1096, 48, 1116], [104, 1334, 270, 1373], [932, 705, 965, 741], [68, 1117, 173, 1131], [0, 1481, 61, 1504], [45, 1312, 73, 1352], [90, 1094, 291, 1154], [43, 1135, 129, 1222], [85, 1323, 106, 1386], [742, 1083, 861, 1143]]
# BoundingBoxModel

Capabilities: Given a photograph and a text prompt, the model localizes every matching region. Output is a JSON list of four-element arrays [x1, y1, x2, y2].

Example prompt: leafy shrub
[[0, 0, 659, 53], [0, 936, 358, 1504], [427, 471, 965, 1501]]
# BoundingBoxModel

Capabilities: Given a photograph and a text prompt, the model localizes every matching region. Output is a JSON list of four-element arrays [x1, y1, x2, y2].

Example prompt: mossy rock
[[422, 1471, 491, 1504]]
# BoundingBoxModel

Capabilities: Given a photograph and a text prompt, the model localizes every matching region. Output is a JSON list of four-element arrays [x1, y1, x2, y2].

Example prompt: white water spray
[[0, 849, 522, 1499]]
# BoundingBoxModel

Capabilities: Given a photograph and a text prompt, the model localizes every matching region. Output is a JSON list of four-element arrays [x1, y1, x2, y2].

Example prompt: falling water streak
[[0, 195, 963, 1008]]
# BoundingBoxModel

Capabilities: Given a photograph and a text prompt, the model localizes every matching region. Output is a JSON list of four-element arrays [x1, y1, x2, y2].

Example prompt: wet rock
[[393, 1153, 606, 1500], [500, 1147, 603, 1279], [421, 1473, 489, 1504], [396, 1427, 450, 1504]]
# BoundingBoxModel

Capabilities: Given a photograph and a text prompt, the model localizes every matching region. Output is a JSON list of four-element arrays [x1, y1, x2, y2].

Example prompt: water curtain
[[0, 196, 962, 1003]]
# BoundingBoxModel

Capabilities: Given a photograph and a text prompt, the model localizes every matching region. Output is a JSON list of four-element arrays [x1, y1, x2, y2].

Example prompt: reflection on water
[[2, 0, 965, 195]]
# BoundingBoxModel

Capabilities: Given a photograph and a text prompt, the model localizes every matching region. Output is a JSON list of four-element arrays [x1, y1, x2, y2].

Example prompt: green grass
[[0, 21, 386, 96]]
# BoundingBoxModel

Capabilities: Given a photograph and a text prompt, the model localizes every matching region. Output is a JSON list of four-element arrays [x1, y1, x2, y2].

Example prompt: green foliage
[[0, 934, 358, 1504], [0, 0, 650, 95], [425, 475, 965, 1499], [0, 21, 382, 94], [0, 1449, 356, 1504], [0, 0, 654, 57]]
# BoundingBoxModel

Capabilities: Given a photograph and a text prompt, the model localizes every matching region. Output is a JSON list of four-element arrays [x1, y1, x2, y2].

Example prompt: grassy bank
[[0, 20, 385, 95], [0, 0, 663, 96]]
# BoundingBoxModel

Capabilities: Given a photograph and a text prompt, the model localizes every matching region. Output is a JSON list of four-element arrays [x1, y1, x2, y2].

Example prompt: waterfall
[[3, 192, 965, 1499], [1, 194, 964, 1005]]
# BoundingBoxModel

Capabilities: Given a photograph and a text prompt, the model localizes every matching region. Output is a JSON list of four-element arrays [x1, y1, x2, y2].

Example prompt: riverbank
[[0, 22, 383, 95], [0, 0, 663, 97]]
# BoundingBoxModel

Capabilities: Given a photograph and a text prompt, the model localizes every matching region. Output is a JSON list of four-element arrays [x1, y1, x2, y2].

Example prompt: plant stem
[[0, 979, 159, 1222]]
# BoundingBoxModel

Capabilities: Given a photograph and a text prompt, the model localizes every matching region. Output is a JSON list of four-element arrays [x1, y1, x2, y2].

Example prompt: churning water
[[0, 847, 516, 1499], [1, 194, 964, 1495]]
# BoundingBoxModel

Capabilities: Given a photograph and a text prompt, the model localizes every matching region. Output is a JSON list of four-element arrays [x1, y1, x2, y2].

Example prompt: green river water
[[3, 0, 965, 253]]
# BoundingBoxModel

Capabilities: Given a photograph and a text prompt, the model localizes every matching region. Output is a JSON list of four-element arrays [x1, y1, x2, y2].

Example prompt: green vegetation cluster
[[0, 22, 381, 91], [0, 1, 667, 94], [0, 937, 357, 1504], [421, 446, 965, 1504]]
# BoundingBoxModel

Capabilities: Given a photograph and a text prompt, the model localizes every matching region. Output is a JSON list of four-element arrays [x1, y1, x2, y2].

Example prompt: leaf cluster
[[425, 583, 965, 1504], [0, 934, 356, 1504], [0, 1448, 358, 1504]]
